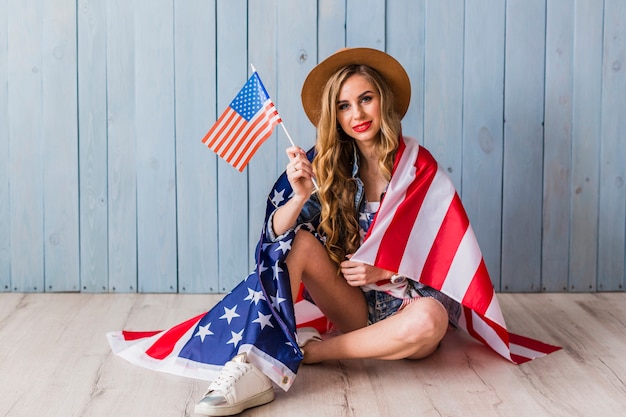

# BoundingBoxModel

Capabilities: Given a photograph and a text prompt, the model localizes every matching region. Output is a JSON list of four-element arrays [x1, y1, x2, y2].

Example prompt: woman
[[195, 47, 461, 416]]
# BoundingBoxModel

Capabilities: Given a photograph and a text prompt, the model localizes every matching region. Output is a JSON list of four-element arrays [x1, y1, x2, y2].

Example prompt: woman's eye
[[338, 103, 349, 111], [361, 96, 372, 103]]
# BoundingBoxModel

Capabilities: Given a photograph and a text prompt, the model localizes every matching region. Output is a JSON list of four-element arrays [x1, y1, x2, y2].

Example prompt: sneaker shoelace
[[205, 361, 250, 396]]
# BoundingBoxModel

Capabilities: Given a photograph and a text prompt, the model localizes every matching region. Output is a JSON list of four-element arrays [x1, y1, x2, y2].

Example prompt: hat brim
[[301, 48, 411, 126]]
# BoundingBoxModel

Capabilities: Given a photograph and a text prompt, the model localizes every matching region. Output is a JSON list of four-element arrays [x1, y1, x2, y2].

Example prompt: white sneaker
[[194, 353, 274, 416], [296, 327, 322, 348]]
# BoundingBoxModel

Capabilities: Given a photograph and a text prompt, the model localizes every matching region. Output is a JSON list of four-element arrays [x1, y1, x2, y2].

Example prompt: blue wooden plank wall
[[0, 0, 624, 294]]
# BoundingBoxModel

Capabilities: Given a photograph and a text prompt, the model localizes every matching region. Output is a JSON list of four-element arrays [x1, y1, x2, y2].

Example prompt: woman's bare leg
[[286, 230, 367, 333], [302, 296, 449, 363]]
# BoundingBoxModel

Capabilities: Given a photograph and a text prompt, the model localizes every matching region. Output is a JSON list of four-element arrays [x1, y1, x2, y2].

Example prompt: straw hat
[[301, 47, 411, 126]]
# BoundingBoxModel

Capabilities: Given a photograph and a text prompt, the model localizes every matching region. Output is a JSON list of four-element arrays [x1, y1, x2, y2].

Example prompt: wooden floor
[[0, 292, 625, 417]]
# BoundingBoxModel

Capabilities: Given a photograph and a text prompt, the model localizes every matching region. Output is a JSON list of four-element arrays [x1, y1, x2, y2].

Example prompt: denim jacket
[[267, 144, 365, 242]]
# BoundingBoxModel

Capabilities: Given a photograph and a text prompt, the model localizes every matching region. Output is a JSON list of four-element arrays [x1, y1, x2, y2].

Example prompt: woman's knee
[[398, 298, 449, 345], [286, 230, 336, 285], [290, 229, 325, 257]]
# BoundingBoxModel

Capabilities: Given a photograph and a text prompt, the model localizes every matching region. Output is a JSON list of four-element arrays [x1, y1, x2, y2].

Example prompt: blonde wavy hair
[[312, 64, 402, 268]]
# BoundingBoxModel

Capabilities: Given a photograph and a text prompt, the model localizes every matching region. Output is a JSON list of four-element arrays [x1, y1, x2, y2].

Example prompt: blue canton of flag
[[230, 73, 271, 120]]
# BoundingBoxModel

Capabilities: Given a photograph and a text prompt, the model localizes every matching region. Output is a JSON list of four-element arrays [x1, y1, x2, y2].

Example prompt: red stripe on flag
[[510, 353, 532, 364], [232, 104, 279, 160], [463, 306, 489, 346], [509, 334, 562, 364], [420, 193, 469, 290], [234, 129, 272, 170], [461, 259, 494, 316], [218, 116, 250, 158], [228, 118, 265, 160], [228, 105, 279, 167], [202, 109, 230, 145], [212, 114, 245, 155], [374, 146, 438, 270], [509, 332, 562, 355], [480, 310, 510, 347], [391, 137, 407, 173], [204, 110, 237, 148], [234, 117, 281, 169], [464, 306, 511, 357], [145, 313, 205, 360], [122, 330, 162, 341], [209, 121, 244, 155]]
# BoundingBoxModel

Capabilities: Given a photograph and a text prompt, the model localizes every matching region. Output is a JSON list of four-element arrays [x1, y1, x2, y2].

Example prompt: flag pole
[[251, 64, 320, 192]]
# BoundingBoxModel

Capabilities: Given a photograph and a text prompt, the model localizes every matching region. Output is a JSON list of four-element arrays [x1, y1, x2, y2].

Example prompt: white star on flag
[[275, 239, 292, 255], [244, 287, 266, 305], [271, 294, 287, 312], [272, 261, 283, 279], [220, 305, 240, 324], [252, 312, 274, 330], [227, 329, 244, 348], [271, 188, 285, 206], [194, 323, 214, 342], [257, 260, 269, 274]]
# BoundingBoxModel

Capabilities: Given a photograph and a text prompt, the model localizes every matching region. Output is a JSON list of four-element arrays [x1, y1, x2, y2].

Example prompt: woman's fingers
[[285, 147, 315, 188], [284, 147, 315, 195], [286, 146, 307, 161], [340, 260, 392, 286]]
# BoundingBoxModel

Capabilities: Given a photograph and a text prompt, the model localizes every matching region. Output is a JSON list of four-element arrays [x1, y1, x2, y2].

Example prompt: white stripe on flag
[[242, 344, 298, 390], [398, 166, 455, 278], [222, 103, 273, 161], [107, 318, 222, 381], [483, 296, 506, 329], [439, 226, 482, 302], [469, 310, 511, 360], [294, 299, 325, 324], [228, 108, 280, 170], [207, 110, 244, 154], [509, 341, 549, 361]]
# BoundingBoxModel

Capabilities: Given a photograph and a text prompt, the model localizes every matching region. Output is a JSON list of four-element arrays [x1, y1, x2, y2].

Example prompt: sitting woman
[[195, 47, 461, 416]]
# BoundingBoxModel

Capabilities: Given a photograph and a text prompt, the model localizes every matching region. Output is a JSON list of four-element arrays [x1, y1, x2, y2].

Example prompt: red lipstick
[[353, 122, 371, 133]]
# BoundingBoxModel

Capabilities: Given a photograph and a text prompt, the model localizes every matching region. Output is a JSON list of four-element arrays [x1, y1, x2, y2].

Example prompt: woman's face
[[335, 74, 381, 145]]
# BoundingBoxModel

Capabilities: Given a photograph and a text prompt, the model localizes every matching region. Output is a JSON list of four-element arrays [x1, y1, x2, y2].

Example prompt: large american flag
[[107, 148, 324, 390], [107, 137, 559, 391], [202, 71, 281, 172], [351, 137, 561, 364]]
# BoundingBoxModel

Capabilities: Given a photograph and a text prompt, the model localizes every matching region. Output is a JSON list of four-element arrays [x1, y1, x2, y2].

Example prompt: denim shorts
[[364, 283, 461, 326], [364, 290, 407, 324]]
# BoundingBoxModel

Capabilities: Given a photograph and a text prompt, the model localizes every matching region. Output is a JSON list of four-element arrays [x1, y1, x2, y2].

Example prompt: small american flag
[[202, 71, 282, 172]]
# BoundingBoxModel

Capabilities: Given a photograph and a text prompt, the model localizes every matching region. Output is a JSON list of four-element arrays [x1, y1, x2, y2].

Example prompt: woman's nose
[[352, 105, 364, 119]]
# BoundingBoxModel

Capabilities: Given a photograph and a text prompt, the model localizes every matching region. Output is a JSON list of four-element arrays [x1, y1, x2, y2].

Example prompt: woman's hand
[[285, 146, 315, 199], [271, 146, 316, 237], [340, 255, 393, 287]]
